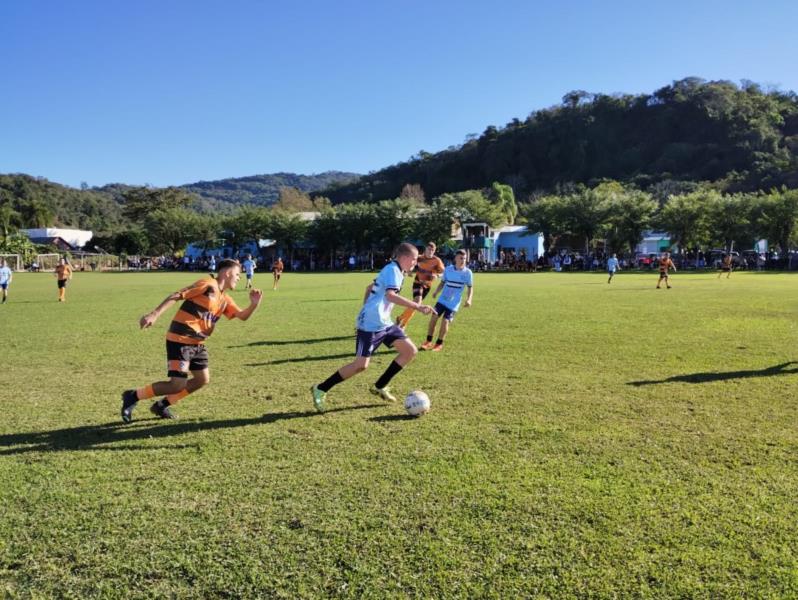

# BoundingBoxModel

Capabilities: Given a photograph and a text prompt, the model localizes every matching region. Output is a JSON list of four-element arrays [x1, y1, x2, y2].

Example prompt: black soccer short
[[57, 279, 68, 289], [166, 340, 209, 377], [413, 282, 432, 300], [658, 272, 668, 279]]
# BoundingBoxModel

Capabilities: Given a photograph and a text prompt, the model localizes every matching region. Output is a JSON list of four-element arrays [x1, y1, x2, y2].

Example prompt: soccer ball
[[404, 390, 431, 417]]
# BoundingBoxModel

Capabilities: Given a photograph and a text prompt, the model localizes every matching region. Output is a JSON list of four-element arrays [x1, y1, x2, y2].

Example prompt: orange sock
[[397, 307, 414, 328], [136, 385, 155, 400], [165, 389, 189, 405]]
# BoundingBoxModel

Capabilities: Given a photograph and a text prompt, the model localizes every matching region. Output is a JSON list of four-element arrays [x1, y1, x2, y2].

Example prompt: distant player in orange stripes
[[54, 257, 72, 302], [272, 256, 284, 290], [718, 254, 733, 279], [396, 242, 445, 329], [121, 259, 262, 422], [656, 251, 676, 289]]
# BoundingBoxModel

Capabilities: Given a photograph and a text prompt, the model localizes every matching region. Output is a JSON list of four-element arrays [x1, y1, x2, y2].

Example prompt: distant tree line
[[522, 182, 798, 258], [320, 78, 798, 204]]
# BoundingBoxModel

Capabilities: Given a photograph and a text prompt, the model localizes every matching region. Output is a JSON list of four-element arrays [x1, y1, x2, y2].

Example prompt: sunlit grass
[[1, 269, 797, 597]]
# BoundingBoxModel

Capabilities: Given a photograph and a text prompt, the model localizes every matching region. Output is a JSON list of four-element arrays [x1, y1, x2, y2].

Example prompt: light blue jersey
[[356, 261, 404, 332], [242, 259, 256, 276], [607, 257, 619, 272], [0, 266, 11, 285], [438, 265, 473, 311]]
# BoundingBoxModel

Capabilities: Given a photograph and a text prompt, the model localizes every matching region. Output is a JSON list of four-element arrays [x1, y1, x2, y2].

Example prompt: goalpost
[[0, 254, 22, 271], [72, 252, 120, 271], [35, 254, 62, 271]]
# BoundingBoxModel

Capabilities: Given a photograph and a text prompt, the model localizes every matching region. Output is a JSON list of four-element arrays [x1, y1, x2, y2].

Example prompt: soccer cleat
[[310, 385, 326, 412], [149, 399, 177, 419], [420, 341, 434, 351], [370, 385, 397, 402], [121, 390, 139, 423], [431, 344, 444, 352]]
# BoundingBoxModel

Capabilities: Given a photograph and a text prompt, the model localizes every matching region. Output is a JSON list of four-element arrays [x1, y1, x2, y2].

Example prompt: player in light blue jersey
[[606, 253, 620, 284], [421, 250, 474, 352], [310, 243, 433, 412], [241, 254, 256, 289], [0, 259, 12, 304]]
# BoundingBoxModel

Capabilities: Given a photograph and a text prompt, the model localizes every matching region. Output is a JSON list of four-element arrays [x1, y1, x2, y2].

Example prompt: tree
[[371, 199, 417, 254], [656, 191, 712, 255], [0, 202, 22, 243], [274, 187, 315, 212], [399, 183, 425, 204], [144, 208, 204, 255], [558, 187, 611, 255], [121, 187, 194, 222], [519, 195, 565, 255], [307, 209, 341, 269], [220, 206, 272, 254], [413, 200, 458, 249], [705, 192, 756, 252], [756, 188, 798, 255], [489, 181, 517, 224], [268, 211, 309, 262], [605, 189, 658, 255]]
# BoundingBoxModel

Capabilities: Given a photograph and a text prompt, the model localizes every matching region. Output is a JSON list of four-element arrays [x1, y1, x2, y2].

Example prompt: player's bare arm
[[139, 291, 181, 329], [385, 289, 433, 315], [235, 289, 263, 321], [464, 286, 473, 308]]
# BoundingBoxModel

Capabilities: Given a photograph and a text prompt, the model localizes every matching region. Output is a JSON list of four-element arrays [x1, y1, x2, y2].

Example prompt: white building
[[21, 228, 93, 249]]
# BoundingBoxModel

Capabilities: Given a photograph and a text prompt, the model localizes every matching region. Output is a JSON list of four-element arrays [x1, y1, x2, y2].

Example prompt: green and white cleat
[[370, 385, 397, 402], [310, 385, 327, 412]]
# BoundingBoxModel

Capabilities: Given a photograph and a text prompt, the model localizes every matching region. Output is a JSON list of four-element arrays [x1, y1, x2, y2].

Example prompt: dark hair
[[217, 259, 241, 272], [395, 242, 418, 258], [455, 249, 466, 257]]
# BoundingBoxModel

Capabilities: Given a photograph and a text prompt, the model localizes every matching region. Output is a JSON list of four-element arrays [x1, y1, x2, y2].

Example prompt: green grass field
[[1, 269, 797, 598]]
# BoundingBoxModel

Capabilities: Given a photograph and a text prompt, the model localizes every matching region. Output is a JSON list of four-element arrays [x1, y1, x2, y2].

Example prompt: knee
[[167, 378, 188, 393], [353, 364, 367, 374]]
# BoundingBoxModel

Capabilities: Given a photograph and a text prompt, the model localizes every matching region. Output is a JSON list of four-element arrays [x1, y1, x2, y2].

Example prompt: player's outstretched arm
[[139, 291, 181, 329], [385, 290, 433, 315], [235, 289, 263, 321], [464, 286, 474, 308], [431, 280, 444, 299]]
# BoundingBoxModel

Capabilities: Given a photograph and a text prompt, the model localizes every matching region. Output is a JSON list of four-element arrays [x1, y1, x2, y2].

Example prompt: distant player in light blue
[[607, 253, 620, 284], [310, 243, 433, 412], [421, 249, 474, 352], [0, 259, 12, 304], [241, 254, 256, 289]]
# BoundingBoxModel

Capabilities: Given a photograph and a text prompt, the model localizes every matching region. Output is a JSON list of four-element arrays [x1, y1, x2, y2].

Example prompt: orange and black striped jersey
[[272, 260, 284, 273], [55, 264, 72, 280], [414, 255, 445, 287], [659, 258, 675, 272], [166, 277, 241, 345], [722, 256, 732, 267]]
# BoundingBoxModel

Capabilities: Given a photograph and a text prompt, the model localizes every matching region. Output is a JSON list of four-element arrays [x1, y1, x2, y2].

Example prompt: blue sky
[[2, 0, 797, 188]]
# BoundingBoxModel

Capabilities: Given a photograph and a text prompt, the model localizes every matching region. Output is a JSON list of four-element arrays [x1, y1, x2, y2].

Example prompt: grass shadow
[[230, 335, 351, 348], [0, 404, 384, 455], [369, 414, 418, 422], [627, 361, 798, 386], [245, 350, 388, 367]]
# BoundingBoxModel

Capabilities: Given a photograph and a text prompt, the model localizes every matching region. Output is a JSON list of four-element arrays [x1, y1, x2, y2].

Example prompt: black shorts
[[413, 282, 432, 300], [166, 341, 209, 377], [355, 325, 407, 357], [57, 279, 68, 289], [658, 272, 668, 279], [721, 266, 731, 272]]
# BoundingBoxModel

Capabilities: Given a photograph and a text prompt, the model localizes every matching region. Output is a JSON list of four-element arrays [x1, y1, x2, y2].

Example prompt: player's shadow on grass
[[0, 404, 383, 456], [369, 415, 418, 422], [245, 350, 388, 367], [628, 361, 798, 386], [231, 335, 351, 348]]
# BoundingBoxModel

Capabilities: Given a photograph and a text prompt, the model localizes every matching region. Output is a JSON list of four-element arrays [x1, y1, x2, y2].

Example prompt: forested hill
[[320, 78, 798, 203], [0, 171, 361, 232], [180, 171, 360, 207]]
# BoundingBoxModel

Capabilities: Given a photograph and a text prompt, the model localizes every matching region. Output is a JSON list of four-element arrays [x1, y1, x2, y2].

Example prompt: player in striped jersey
[[656, 252, 676, 289], [396, 242, 445, 329], [120, 259, 262, 422], [421, 249, 474, 352]]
